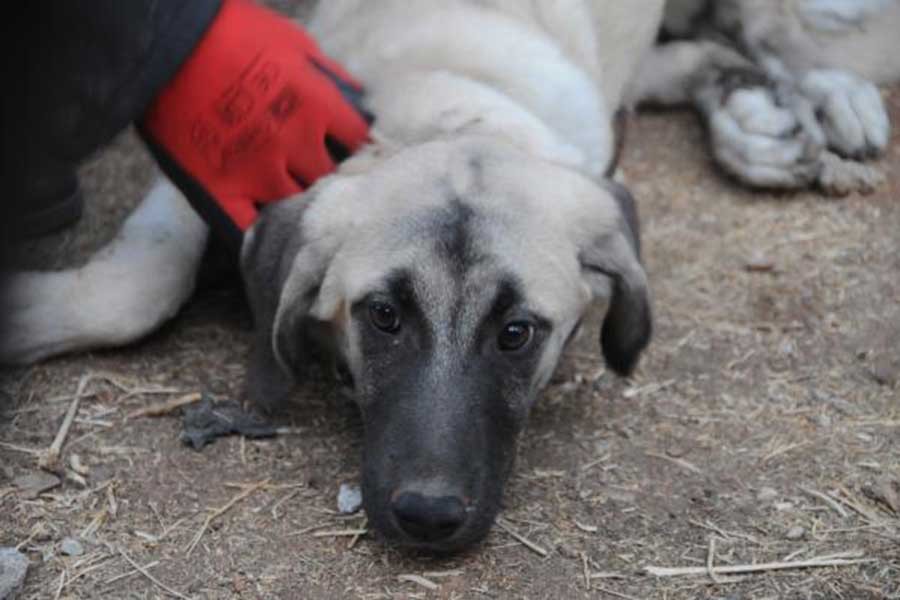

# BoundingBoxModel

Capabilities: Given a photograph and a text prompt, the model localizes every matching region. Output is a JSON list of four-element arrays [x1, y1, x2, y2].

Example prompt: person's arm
[[6, 1, 222, 237], [6, 0, 370, 251]]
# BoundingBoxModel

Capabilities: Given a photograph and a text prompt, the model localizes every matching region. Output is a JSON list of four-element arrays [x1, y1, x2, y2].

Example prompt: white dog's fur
[[2, 0, 897, 365]]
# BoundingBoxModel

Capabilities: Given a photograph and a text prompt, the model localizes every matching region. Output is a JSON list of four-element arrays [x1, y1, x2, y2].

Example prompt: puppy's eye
[[498, 321, 534, 352], [369, 301, 400, 333]]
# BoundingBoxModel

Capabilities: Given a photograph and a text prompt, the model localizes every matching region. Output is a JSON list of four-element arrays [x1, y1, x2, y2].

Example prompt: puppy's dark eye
[[369, 301, 400, 333], [498, 321, 534, 351]]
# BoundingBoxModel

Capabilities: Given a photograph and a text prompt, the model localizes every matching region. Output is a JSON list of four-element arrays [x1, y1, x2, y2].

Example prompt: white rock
[[59, 538, 84, 557], [337, 483, 363, 514]]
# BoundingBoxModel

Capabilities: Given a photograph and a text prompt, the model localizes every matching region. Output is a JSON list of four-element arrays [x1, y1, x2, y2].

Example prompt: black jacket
[[4, 1, 222, 232]]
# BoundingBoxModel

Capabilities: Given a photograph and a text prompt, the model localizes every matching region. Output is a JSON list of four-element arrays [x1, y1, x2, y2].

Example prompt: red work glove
[[140, 0, 369, 247]]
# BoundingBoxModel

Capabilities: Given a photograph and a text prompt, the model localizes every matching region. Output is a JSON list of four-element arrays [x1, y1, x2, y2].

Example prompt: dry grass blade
[[800, 487, 849, 518], [40, 373, 93, 472], [496, 519, 548, 557], [706, 536, 722, 583], [185, 479, 270, 556], [645, 451, 702, 475], [311, 528, 368, 538], [348, 517, 368, 549], [397, 574, 439, 591], [104, 560, 161, 585], [645, 552, 874, 577], [126, 393, 202, 419], [581, 552, 591, 590]]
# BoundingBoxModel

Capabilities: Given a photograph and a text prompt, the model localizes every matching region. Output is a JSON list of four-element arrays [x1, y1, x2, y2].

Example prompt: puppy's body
[[310, 0, 664, 177]]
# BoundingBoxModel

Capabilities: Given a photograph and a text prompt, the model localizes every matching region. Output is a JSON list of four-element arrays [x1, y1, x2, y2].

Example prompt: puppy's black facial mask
[[348, 271, 543, 553]]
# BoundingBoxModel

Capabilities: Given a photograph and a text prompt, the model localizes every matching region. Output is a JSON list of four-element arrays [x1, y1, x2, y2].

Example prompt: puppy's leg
[[0, 178, 208, 364], [629, 41, 824, 190]]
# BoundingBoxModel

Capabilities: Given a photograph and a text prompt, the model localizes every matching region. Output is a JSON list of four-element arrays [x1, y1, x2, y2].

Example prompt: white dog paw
[[701, 83, 824, 189], [799, 69, 890, 159]]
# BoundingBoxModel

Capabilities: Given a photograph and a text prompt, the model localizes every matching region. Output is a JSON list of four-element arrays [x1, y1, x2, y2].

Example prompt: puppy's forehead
[[311, 136, 617, 315]]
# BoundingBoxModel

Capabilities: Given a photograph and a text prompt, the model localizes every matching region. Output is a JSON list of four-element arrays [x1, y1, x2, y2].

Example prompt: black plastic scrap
[[180, 396, 277, 450]]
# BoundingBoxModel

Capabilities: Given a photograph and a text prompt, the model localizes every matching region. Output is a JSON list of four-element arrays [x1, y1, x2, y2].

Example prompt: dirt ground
[[2, 13, 899, 599]]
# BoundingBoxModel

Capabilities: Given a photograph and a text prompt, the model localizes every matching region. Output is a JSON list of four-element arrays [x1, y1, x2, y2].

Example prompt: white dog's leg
[[0, 178, 208, 364]]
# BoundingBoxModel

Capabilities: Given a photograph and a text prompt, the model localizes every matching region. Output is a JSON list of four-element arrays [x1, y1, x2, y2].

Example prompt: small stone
[[337, 483, 362, 515], [0, 547, 29, 600], [774, 501, 794, 512], [12, 472, 61, 500], [556, 543, 579, 559], [785, 526, 805, 540], [59, 538, 84, 557], [756, 487, 778, 501], [745, 252, 775, 273]]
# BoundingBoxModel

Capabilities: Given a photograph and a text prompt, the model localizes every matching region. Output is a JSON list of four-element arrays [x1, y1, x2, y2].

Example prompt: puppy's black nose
[[391, 491, 466, 542]]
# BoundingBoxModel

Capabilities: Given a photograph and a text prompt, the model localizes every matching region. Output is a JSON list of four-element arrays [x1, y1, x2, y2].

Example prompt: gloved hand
[[140, 0, 369, 247]]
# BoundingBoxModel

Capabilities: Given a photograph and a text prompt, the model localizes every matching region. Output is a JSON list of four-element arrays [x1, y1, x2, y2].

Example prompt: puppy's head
[[241, 137, 651, 553]]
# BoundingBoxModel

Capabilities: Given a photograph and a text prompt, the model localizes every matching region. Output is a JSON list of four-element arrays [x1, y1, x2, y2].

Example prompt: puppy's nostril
[[391, 491, 466, 542]]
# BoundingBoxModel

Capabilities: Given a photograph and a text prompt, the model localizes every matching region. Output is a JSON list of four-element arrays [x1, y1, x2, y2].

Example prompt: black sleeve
[[3, 1, 222, 226]]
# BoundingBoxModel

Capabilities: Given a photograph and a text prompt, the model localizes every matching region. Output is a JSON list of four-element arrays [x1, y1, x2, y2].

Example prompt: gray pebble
[[337, 483, 363, 514], [59, 538, 84, 557], [0, 547, 29, 600], [11, 472, 61, 500], [786, 526, 805, 540]]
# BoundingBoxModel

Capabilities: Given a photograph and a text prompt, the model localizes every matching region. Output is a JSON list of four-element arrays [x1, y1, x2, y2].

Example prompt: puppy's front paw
[[701, 83, 823, 189], [799, 69, 890, 159]]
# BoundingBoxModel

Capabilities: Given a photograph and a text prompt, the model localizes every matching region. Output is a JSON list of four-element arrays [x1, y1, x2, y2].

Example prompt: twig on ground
[[830, 486, 883, 523], [800, 487, 849, 518], [104, 560, 161, 585], [185, 479, 270, 556], [496, 519, 548, 557], [689, 519, 760, 545], [40, 373, 93, 472], [645, 551, 873, 577], [53, 569, 66, 600], [287, 523, 334, 536], [311, 528, 368, 538], [422, 570, 464, 578], [126, 393, 202, 419], [581, 551, 592, 590], [348, 517, 368, 549], [0, 442, 40, 455], [398, 574, 439, 591], [269, 488, 301, 520], [706, 536, 723, 583], [761, 440, 811, 464], [645, 451, 702, 475]]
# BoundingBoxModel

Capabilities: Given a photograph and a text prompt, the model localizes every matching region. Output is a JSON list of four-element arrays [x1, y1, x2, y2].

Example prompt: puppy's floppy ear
[[580, 181, 652, 376], [240, 194, 324, 414]]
